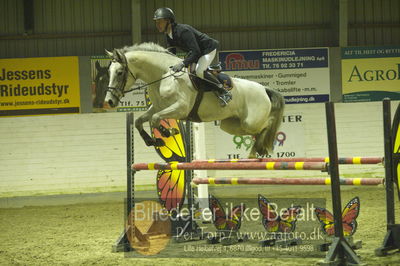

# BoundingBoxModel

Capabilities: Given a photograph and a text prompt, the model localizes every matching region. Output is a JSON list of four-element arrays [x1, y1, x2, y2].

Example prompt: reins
[[124, 69, 218, 94], [123, 70, 185, 93]]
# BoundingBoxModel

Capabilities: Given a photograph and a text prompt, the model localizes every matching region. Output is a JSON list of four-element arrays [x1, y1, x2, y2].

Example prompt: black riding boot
[[203, 71, 232, 107]]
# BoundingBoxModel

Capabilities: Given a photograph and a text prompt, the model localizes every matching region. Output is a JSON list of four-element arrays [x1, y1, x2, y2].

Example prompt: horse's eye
[[117, 71, 123, 76]]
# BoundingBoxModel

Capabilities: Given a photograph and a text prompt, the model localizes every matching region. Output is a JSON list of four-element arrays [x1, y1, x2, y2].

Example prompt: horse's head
[[104, 49, 137, 107], [93, 61, 109, 108]]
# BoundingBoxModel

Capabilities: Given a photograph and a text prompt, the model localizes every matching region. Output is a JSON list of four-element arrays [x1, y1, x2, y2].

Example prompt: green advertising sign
[[341, 46, 400, 102]]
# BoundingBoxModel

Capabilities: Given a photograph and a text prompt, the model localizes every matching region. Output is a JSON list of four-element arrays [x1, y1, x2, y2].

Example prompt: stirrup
[[207, 62, 222, 72], [218, 92, 232, 107]]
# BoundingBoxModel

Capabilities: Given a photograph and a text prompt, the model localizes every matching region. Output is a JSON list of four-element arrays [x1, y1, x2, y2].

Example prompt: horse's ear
[[115, 50, 127, 65], [115, 49, 123, 60], [105, 49, 113, 57], [95, 61, 101, 70]]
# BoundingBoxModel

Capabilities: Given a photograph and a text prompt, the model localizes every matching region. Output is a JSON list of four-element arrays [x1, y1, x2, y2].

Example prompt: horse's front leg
[[135, 107, 164, 146], [134, 106, 154, 132], [150, 100, 189, 137]]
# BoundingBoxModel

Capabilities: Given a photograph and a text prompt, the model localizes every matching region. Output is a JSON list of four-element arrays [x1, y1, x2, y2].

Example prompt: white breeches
[[195, 49, 216, 78]]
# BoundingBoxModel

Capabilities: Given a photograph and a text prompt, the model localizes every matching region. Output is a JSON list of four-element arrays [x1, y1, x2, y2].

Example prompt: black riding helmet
[[153, 7, 175, 22]]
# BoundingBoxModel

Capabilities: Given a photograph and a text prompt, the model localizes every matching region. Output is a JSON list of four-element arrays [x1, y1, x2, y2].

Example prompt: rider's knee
[[194, 64, 207, 78]]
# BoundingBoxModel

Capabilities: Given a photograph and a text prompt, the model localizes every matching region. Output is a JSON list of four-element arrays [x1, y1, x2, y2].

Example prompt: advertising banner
[[0, 57, 80, 116], [219, 48, 330, 104], [342, 46, 400, 102], [91, 56, 149, 112], [215, 113, 304, 159]]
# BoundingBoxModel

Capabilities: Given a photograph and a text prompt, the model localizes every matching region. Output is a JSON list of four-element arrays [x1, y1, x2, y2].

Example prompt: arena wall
[[1, 101, 397, 197]]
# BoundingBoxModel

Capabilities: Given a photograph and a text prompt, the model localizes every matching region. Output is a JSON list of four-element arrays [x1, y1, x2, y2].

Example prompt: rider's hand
[[171, 62, 185, 72]]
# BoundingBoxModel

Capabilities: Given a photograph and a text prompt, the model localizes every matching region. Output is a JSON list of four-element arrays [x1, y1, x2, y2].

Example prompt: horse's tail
[[255, 88, 285, 156]]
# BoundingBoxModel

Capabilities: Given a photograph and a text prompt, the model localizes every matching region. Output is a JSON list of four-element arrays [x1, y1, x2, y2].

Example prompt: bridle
[[106, 50, 138, 101]]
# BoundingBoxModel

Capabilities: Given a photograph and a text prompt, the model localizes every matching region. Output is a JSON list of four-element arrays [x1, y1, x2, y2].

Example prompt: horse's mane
[[120, 42, 175, 56]]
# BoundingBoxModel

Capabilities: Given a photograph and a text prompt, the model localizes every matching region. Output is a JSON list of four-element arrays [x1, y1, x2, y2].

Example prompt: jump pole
[[193, 157, 383, 164], [192, 123, 209, 213], [132, 161, 328, 171], [113, 112, 136, 252], [322, 102, 361, 265], [375, 99, 400, 256], [192, 177, 383, 186]]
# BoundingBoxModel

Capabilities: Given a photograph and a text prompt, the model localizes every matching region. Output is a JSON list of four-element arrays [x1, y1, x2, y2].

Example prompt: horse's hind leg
[[220, 116, 268, 158], [220, 118, 259, 158], [253, 129, 269, 157], [248, 146, 257, 159], [220, 118, 249, 135]]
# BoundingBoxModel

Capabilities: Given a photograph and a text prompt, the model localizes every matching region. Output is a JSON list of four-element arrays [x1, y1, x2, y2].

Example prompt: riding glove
[[171, 62, 185, 72]]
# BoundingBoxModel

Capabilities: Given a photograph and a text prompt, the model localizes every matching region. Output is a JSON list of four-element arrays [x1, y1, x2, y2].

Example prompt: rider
[[153, 7, 232, 106]]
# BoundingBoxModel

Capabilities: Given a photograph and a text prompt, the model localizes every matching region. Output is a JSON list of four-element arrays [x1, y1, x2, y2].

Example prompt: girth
[[187, 74, 204, 122]]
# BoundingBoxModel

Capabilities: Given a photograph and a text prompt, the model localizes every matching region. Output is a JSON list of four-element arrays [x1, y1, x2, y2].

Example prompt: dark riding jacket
[[166, 23, 219, 67]]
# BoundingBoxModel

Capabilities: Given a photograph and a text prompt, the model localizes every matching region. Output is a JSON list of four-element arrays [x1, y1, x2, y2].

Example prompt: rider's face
[[155, 18, 169, 33]]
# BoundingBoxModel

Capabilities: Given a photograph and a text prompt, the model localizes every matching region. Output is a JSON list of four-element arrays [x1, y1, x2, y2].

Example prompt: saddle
[[186, 63, 233, 122]]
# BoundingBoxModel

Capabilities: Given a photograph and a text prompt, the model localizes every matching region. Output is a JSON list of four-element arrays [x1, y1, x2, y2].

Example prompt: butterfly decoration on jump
[[209, 195, 246, 231], [151, 119, 186, 162], [314, 196, 360, 236], [150, 118, 187, 211], [257, 194, 302, 233]]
